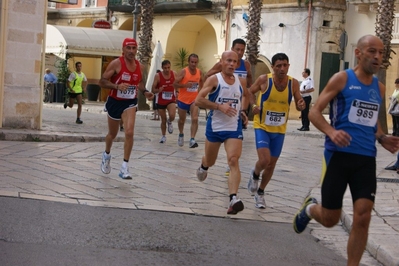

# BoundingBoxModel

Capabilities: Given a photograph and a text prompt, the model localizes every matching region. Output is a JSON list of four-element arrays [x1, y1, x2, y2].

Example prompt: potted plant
[[174, 47, 189, 71], [55, 56, 71, 103]]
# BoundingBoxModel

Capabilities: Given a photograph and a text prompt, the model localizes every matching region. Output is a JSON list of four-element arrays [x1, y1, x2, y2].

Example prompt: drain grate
[[376, 178, 399, 183]]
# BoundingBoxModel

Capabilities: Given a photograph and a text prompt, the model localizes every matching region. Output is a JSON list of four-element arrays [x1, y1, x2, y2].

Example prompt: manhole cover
[[376, 178, 399, 183]]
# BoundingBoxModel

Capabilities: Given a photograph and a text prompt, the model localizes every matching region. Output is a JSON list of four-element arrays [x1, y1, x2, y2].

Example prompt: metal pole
[[132, 0, 140, 39]]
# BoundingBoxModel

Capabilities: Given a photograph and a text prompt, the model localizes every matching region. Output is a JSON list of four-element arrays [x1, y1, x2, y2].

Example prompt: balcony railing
[[48, 2, 56, 8]]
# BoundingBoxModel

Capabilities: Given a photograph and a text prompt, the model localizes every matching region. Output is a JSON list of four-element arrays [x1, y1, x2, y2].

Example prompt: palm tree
[[245, 0, 262, 120], [245, 0, 262, 72], [129, 0, 155, 110], [138, 0, 155, 66], [375, 0, 395, 133]]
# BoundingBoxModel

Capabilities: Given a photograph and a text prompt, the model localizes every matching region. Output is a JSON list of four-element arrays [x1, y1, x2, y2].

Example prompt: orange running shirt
[[177, 67, 201, 104]]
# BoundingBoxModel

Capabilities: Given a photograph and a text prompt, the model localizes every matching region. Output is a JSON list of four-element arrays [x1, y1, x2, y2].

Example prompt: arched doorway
[[166, 15, 217, 73], [76, 19, 94, 28], [253, 55, 271, 80]]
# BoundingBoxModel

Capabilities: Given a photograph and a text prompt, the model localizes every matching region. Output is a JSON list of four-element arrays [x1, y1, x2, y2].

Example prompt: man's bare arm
[[99, 59, 119, 89], [292, 79, 305, 111], [195, 76, 219, 110], [244, 60, 253, 87], [204, 62, 222, 81], [151, 73, 160, 93], [309, 71, 352, 148], [173, 69, 187, 89]]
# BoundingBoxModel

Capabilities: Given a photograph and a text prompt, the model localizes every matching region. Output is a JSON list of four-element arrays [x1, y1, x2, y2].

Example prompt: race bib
[[162, 91, 173, 100], [219, 97, 239, 109], [117, 85, 137, 99], [265, 111, 286, 126], [121, 73, 131, 81], [187, 82, 199, 92], [348, 99, 379, 127]]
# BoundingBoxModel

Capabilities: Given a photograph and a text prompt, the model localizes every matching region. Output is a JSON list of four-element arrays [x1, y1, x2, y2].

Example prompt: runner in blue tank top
[[205, 38, 252, 89], [293, 35, 399, 265]]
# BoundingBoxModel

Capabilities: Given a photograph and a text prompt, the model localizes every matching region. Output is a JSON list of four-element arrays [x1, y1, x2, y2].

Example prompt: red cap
[[123, 38, 137, 48]]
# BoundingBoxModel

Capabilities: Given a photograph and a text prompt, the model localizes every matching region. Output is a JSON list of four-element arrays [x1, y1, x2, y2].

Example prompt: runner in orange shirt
[[173, 53, 204, 148]]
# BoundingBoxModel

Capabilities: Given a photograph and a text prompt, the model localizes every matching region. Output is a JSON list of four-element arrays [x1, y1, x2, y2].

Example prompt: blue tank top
[[234, 59, 247, 79], [325, 69, 381, 157]]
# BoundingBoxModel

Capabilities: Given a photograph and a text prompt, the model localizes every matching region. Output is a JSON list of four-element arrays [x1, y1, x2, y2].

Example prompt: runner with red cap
[[99, 38, 154, 179]]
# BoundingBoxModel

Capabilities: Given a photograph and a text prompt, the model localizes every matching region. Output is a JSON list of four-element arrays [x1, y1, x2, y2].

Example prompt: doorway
[[319, 53, 340, 94]]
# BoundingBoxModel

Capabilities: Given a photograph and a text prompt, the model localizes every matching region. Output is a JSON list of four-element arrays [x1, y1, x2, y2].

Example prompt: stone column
[[0, 0, 46, 129]]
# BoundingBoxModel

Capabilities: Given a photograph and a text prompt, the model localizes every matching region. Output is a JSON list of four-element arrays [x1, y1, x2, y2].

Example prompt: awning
[[45, 25, 133, 57]]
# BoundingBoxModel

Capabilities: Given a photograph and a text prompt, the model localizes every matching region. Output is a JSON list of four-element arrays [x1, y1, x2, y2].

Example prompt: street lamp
[[129, 0, 141, 40]]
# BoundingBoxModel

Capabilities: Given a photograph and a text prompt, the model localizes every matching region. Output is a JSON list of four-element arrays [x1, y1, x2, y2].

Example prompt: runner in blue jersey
[[293, 35, 399, 265], [205, 38, 252, 88]]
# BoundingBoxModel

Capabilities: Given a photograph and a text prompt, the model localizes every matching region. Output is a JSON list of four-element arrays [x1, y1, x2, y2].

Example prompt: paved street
[[0, 102, 398, 265]]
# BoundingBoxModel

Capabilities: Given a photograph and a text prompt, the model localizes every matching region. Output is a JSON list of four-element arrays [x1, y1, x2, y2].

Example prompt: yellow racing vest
[[253, 73, 293, 133], [69, 72, 85, 94]]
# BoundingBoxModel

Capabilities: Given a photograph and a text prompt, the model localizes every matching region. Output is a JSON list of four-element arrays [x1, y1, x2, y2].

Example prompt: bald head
[[221, 50, 238, 61], [355, 35, 384, 75], [221, 50, 239, 76], [357, 35, 383, 51]]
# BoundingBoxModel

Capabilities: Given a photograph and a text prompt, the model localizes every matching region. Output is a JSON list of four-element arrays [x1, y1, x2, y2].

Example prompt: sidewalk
[[0, 101, 398, 265]]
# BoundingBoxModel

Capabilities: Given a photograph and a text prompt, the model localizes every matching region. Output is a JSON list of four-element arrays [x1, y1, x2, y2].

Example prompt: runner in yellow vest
[[64, 61, 87, 124]]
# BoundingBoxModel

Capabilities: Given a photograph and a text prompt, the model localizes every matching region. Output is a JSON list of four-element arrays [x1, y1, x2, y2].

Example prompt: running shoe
[[119, 165, 132, 179], [159, 136, 166, 143], [178, 134, 184, 147], [247, 169, 259, 195], [189, 138, 198, 148], [225, 166, 230, 176], [120, 126, 124, 132], [254, 193, 266, 209], [227, 196, 244, 215], [293, 196, 318, 234], [63, 102, 67, 109], [101, 152, 111, 174], [167, 120, 173, 134], [196, 167, 208, 182], [76, 118, 83, 124]]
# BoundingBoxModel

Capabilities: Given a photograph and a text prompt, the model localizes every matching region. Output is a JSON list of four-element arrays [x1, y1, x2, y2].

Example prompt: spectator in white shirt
[[298, 68, 314, 131]]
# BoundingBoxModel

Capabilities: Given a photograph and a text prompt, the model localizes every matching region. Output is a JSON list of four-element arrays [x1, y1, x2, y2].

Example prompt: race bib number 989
[[348, 99, 379, 127]]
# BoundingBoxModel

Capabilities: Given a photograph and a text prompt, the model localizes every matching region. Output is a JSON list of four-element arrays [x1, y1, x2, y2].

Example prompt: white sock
[[306, 203, 316, 218], [122, 161, 128, 168]]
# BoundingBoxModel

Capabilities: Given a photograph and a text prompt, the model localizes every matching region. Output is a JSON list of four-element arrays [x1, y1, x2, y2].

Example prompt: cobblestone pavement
[[0, 102, 398, 265]]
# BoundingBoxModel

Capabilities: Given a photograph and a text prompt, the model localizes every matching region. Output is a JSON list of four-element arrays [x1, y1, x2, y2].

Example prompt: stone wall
[[1, 0, 46, 129]]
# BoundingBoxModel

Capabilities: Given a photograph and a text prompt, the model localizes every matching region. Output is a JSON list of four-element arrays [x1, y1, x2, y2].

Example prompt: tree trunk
[[377, 69, 388, 133]]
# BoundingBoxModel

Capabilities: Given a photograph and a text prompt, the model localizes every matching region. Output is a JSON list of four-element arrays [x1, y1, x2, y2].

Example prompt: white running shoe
[[254, 194, 266, 209], [196, 167, 208, 182], [167, 120, 173, 134], [189, 138, 198, 148], [247, 169, 259, 195], [178, 134, 184, 147], [227, 196, 244, 215], [159, 136, 166, 143], [101, 152, 111, 174], [119, 165, 132, 179]]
